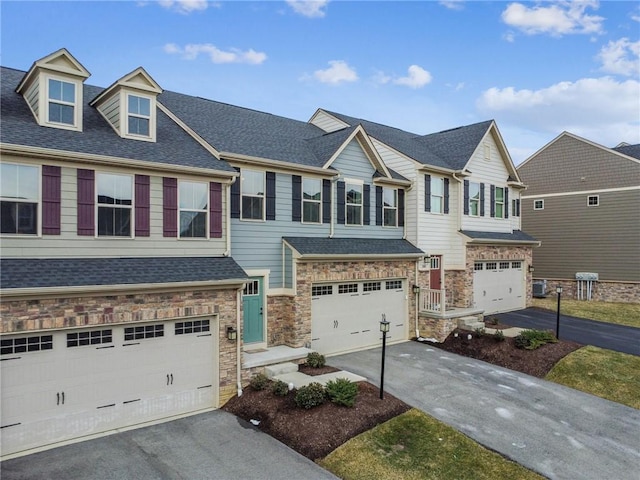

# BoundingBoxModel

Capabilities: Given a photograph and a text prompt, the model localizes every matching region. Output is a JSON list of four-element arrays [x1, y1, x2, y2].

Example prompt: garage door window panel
[[339, 283, 358, 294], [1, 335, 53, 355], [386, 280, 402, 290], [124, 324, 164, 341], [175, 320, 210, 335], [67, 330, 112, 348], [363, 282, 381, 292]]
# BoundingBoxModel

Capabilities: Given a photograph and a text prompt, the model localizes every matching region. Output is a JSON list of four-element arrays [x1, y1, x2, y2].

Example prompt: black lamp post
[[379, 314, 390, 400], [555, 285, 563, 339]]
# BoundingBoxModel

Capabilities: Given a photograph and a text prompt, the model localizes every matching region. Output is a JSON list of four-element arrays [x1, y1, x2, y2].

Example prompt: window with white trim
[[499, 261, 510, 269], [0, 163, 39, 235], [587, 195, 599, 207], [179, 181, 208, 238], [241, 169, 265, 220], [243, 280, 260, 296], [124, 324, 164, 341], [1, 335, 53, 355], [97, 173, 133, 237], [175, 320, 210, 335], [127, 94, 151, 137], [338, 283, 358, 294], [469, 182, 480, 216], [67, 330, 113, 347], [383, 187, 397, 227], [363, 282, 381, 292], [312, 285, 333, 296], [474, 262, 483, 271], [431, 177, 444, 214], [346, 182, 362, 225], [48, 78, 76, 126], [534, 199, 544, 210], [494, 187, 505, 218], [486, 262, 497, 270], [302, 177, 321, 223], [385, 280, 402, 290], [512, 261, 522, 269]]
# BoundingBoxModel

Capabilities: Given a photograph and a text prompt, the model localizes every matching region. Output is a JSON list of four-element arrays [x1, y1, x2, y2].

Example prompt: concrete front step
[[273, 370, 367, 389], [264, 362, 299, 378], [457, 315, 484, 330]]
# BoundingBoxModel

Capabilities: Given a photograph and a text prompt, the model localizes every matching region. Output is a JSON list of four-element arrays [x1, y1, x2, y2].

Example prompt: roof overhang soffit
[[282, 239, 424, 261], [322, 125, 392, 179], [458, 232, 540, 247]]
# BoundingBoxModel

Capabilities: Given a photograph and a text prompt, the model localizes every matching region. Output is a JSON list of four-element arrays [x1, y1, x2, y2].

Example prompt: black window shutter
[[505, 188, 509, 218], [516, 198, 521, 216], [230, 167, 240, 219], [443, 178, 450, 214], [398, 189, 405, 227], [322, 179, 331, 224], [424, 174, 431, 212], [363, 184, 371, 225], [337, 181, 345, 224], [375, 186, 383, 226], [463, 180, 469, 215], [266, 171, 276, 221], [490, 184, 495, 218], [480, 183, 485, 216], [292, 175, 302, 222]]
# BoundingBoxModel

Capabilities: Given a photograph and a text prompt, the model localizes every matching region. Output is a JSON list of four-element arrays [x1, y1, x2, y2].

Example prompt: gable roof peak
[[16, 47, 91, 94]]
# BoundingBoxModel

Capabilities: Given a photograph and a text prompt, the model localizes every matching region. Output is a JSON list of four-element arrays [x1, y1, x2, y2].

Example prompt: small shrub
[[325, 378, 358, 407], [271, 379, 290, 396], [474, 327, 486, 337], [249, 373, 270, 391], [514, 329, 558, 350], [294, 382, 326, 409], [306, 351, 326, 368], [493, 329, 505, 342], [489, 317, 500, 325]]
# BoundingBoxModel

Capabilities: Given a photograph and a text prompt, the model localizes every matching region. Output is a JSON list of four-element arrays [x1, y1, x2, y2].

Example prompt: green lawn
[[319, 409, 544, 480], [545, 346, 640, 410], [531, 298, 640, 328]]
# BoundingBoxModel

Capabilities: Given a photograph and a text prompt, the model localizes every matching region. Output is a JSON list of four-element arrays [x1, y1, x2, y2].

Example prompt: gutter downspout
[[329, 175, 339, 238], [415, 260, 420, 338], [236, 288, 243, 397]]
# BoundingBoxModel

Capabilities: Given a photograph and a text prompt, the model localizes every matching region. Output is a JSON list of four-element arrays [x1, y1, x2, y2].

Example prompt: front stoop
[[243, 345, 312, 370], [272, 369, 367, 389], [457, 315, 485, 330]]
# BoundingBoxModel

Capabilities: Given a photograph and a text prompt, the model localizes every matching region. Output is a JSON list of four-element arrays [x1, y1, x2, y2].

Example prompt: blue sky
[[2, 0, 639, 164]]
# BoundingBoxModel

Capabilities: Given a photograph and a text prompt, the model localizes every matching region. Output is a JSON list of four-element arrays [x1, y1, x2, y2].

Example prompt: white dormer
[[16, 48, 91, 132], [90, 67, 162, 142]]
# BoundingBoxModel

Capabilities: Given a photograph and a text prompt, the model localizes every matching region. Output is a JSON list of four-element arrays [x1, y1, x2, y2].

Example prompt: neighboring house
[[0, 49, 247, 458], [308, 111, 539, 337], [517, 132, 640, 303]]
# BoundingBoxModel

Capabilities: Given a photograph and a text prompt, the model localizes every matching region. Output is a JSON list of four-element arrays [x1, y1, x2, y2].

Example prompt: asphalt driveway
[[495, 307, 640, 356], [328, 341, 640, 480], [0, 410, 337, 480]]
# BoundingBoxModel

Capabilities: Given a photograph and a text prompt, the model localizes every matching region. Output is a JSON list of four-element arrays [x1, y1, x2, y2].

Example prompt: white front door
[[473, 260, 525, 314]]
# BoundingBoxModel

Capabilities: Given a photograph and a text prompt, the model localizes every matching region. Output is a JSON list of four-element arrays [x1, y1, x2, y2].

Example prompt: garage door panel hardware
[[97, 403, 116, 409], [197, 385, 212, 389], [1, 423, 21, 429], [123, 399, 141, 404]]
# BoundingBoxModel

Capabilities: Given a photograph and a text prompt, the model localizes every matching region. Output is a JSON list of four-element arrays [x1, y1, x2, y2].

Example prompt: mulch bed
[[298, 364, 340, 376]]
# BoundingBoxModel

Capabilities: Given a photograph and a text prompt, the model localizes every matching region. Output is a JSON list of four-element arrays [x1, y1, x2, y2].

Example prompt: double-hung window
[[383, 187, 397, 227], [346, 182, 362, 225], [0, 163, 39, 235], [469, 181, 480, 216], [302, 178, 321, 223], [431, 177, 444, 214], [97, 173, 133, 237], [179, 181, 208, 238], [127, 95, 151, 137], [241, 170, 265, 220], [494, 187, 505, 218], [48, 78, 75, 126]]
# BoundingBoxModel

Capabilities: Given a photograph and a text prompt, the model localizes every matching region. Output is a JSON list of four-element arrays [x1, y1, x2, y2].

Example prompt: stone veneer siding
[[0, 288, 241, 407], [534, 278, 640, 304], [290, 259, 419, 348], [266, 294, 296, 346]]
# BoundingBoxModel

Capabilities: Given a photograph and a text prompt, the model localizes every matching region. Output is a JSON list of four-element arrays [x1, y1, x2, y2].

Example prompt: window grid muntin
[[587, 195, 599, 206], [97, 172, 133, 237], [175, 320, 210, 335], [127, 94, 151, 137], [243, 280, 260, 296], [124, 324, 164, 341], [499, 262, 510, 270], [48, 78, 75, 125], [474, 262, 484, 271], [312, 285, 333, 296], [67, 329, 113, 348], [338, 283, 358, 294], [302, 177, 322, 224], [383, 187, 397, 227], [512, 261, 522, 269], [486, 262, 498, 270], [534, 200, 544, 210], [386, 280, 402, 290], [345, 182, 362, 226], [0, 163, 40, 235], [241, 170, 265, 221], [363, 282, 381, 292], [1, 335, 53, 355], [179, 180, 208, 238]]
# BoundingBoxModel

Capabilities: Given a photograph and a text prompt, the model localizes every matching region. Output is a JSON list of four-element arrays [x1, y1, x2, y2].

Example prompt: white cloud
[[312, 60, 358, 85], [501, 1, 604, 37], [286, 0, 329, 18], [393, 65, 432, 89], [164, 43, 267, 64], [439, 1, 464, 11], [477, 76, 640, 148], [372, 70, 391, 85], [158, 0, 212, 14], [597, 38, 640, 77]]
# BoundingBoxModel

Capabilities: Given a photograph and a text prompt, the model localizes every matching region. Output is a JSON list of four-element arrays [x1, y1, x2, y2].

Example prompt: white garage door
[[1, 318, 217, 458], [311, 279, 407, 356], [473, 261, 525, 314]]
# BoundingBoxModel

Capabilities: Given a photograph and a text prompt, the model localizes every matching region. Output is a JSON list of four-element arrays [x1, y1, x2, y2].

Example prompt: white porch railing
[[420, 289, 446, 315]]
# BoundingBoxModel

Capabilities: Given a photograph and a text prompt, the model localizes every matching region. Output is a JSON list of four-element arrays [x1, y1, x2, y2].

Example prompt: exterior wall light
[[528, 265, 535, 273], [412, 284, 421, 295], [226, 326, 238, 341]]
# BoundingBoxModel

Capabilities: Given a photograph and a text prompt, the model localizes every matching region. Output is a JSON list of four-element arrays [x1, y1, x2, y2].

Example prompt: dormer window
[[48, 78, 76, 125], [127, 94, 151, 137]]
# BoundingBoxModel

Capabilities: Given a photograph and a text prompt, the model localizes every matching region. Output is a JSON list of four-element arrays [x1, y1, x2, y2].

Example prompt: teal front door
[[243, 277, 264, 344]]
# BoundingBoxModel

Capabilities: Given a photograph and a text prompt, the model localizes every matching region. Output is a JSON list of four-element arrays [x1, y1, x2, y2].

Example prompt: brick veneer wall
[[0, 288, 240, 407], [534, 278, 640, 304], [266, 294, 295, 346], [292, 260, 419, 348]]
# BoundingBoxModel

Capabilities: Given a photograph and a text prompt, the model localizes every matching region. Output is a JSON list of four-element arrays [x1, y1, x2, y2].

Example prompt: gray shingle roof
[[0, 67, 235, 173], [613, 144, 640, 160], [0, 257, 247, 289], [324, 111, 494, 171], [460, 230, 539, 244], [283, 237, 424, 256]]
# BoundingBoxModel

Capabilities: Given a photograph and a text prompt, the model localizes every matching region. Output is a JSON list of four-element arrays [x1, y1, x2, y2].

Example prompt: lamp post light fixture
[[555, 286, 563, 340], [379, 314, 390, 400], [226, 326, 238, 341]]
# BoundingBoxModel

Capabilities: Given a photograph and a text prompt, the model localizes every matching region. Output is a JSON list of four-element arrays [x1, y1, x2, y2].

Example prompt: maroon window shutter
[[42, 165, 61, 235], [163, 177, 178, 237], [135, 175, 150, 237], [77, 169, 95, 236], [210, 182, 223, 238]]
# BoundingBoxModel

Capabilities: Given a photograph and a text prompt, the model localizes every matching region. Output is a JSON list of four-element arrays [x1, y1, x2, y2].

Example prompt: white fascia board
[[222, 152, 337, 176], [295, 253, 425, 262]]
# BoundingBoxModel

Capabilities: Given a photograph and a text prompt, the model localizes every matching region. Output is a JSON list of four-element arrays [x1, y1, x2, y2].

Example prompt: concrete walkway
[[328, 341, 640, 480]]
